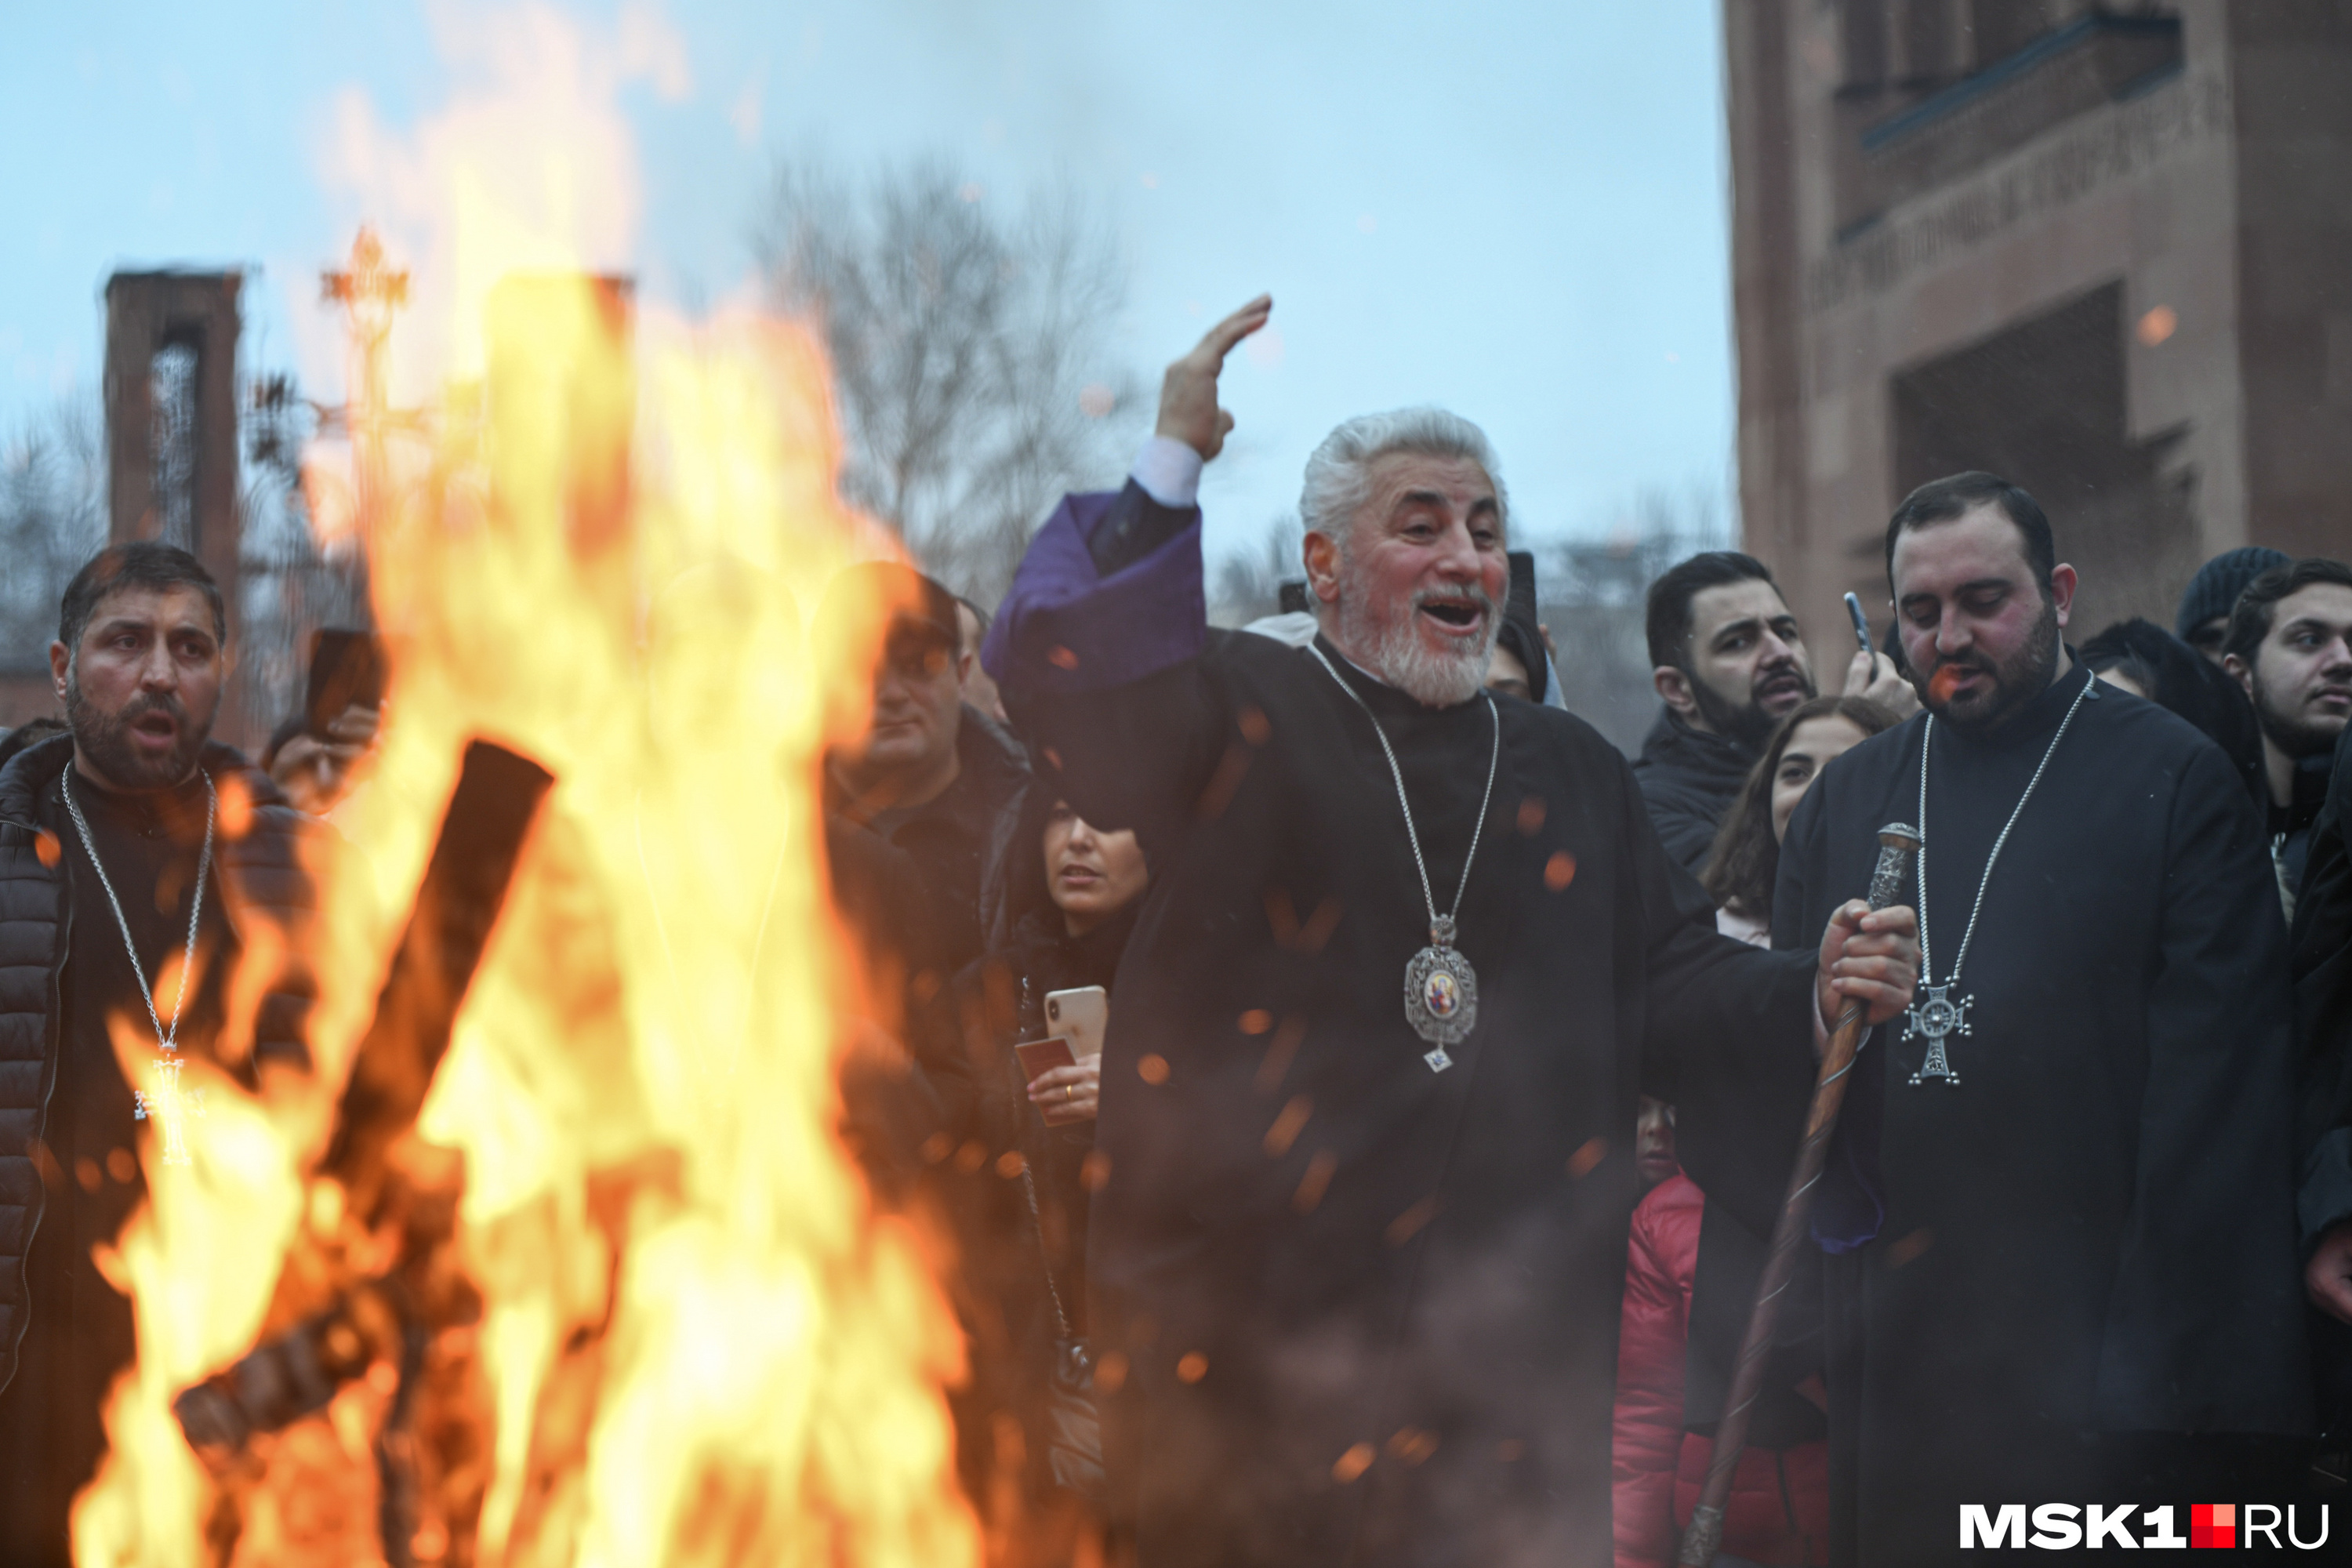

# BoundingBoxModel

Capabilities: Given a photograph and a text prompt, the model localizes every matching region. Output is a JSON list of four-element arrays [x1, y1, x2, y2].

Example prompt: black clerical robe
[[983, 484, 1819, 1566], [1770, 659, 2310, 1564]]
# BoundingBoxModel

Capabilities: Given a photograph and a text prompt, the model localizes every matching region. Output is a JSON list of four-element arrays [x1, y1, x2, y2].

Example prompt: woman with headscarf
[[947, 788, 1150, 1558]]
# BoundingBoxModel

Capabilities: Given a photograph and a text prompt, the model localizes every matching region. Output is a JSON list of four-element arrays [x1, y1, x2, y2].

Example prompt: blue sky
[[1, 0, 1734, 565]]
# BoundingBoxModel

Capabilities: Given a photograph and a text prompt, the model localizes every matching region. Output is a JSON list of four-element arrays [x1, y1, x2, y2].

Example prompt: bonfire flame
[[69, 264, 977, 1566]]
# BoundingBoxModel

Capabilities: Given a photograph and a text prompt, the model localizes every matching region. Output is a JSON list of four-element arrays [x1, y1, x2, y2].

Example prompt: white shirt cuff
[[1131, 436, 1205, 510]]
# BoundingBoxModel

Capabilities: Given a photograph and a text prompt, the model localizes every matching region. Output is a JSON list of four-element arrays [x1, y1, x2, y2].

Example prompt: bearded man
[[0, 544, 320, 1567], [982, 297, 1917, 1566], [1635, 553, 1913, 877], [1766, 473, 2309, 1563], [2222, 557, 2352, 920]]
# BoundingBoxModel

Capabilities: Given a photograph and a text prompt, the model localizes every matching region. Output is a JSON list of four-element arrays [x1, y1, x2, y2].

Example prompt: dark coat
[[985, 483, 1821, 1566], [829, 705, 1033, 973], [935, 790, 1132, 1512], [1771, 664, 2309, 1562], [0, 734, 323, 1398], [1630, 710, 1756, 878], [2288, 723, 2352, 1438]]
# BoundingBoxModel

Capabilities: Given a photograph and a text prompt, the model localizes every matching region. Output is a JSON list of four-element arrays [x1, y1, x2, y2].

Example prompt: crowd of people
[[1, 290, 2349, 1568]]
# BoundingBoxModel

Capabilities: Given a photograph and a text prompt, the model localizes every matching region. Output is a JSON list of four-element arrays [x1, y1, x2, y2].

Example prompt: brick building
[[1726, 2, 2352, 643]]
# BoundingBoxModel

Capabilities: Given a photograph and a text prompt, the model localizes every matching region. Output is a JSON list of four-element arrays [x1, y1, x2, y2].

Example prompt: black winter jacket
[[0, 735, 323, 1397], [1629, 709, 1759, 878]]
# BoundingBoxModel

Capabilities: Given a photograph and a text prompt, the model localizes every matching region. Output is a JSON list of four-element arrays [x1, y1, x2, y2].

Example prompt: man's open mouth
[[1418, 601, 1484, 632]]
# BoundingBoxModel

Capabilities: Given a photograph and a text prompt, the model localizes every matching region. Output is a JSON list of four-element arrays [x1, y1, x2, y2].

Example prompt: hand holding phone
[[1017, 1036, 1099, 1124]]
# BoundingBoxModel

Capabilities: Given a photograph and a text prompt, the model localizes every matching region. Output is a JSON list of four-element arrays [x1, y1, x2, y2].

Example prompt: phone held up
[[305, 628, 387, 738], [1843, 592, 1874, 660]]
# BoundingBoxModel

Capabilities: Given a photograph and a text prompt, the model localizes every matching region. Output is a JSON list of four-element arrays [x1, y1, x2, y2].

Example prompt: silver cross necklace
[[60, 767, 216, 1162], [1308, 645, 1501, 1073], [1907, 673, 2094, 1087]]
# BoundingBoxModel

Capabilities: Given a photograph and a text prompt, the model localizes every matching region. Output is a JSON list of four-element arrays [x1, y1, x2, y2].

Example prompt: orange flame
[[70, 13, 978, 1563]]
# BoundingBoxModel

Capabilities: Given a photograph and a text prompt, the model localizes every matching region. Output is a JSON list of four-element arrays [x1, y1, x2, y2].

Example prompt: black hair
[[58, 542, 227, 655], [1645, 552, 1780, 672], [2222, 558, 2352, 668], [1883, 472, 2056, 592], [2079, 618, 2267, 807], [1700, 694, 1900, 917], [955, 594, 992, 655]]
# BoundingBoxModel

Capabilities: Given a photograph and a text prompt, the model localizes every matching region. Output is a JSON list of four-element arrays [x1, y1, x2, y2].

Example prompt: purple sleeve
[[979, 485, 1207, 697]]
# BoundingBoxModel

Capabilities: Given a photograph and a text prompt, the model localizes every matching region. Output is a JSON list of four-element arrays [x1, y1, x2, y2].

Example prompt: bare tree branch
[[0, 393, 107, 670], [755, 157, 1142, 604], [1208, 514, 1304, 627]]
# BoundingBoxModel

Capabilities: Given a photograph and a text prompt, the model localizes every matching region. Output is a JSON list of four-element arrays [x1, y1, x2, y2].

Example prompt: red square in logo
[[2190, 1503, 2235, 1548]]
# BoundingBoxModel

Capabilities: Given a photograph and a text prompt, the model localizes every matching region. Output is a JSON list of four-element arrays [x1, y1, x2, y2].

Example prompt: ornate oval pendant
[[1403, 943, 1478, 1072]]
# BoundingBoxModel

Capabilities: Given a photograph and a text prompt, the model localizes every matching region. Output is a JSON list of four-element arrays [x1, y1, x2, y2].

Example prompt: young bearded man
[[1635, 555, 1914, 876], [0, 543, 320, 1567], [981, 296, 1917, 1566], [2222, 558, 2352, 920], [1767, 473, 2309, 1563]]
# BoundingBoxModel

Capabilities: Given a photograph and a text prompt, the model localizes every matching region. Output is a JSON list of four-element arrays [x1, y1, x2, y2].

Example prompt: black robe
[[1770, 658, 2310, 1563], [984, 486, 1820, 1565]]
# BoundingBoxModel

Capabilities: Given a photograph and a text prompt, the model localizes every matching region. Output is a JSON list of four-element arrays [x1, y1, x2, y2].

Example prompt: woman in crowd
[[1701, 696, 1900, 943], [949, 791, 1149, 1560], [1614, 694, 1896, 1568]]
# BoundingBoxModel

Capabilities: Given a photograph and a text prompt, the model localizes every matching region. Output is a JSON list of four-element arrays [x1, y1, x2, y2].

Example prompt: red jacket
[[1613, 1174, 1828, 1568]]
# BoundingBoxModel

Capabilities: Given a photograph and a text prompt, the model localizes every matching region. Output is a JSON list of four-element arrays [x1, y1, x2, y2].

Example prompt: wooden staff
[[1675, 822, 1922, 1568]]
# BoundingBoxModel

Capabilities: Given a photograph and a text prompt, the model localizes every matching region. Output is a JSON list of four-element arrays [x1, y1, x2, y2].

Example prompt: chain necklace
[[1308, 645, 1501, 1073], [60, 767, 216, 1163], [1905, 673, 2095, 1088]]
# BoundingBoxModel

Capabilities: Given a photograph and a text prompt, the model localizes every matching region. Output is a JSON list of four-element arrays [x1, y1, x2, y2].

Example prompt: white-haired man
[[983, 299, 1917, 1566]]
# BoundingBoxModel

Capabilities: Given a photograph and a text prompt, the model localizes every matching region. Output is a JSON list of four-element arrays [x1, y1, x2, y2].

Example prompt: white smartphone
[[1044, 985, 1109, 1062]]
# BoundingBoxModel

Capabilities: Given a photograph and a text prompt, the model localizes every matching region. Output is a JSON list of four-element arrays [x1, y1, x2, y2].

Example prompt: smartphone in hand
[[1044, 986, 1108, 1062], [1843, 593, 1873, 660]]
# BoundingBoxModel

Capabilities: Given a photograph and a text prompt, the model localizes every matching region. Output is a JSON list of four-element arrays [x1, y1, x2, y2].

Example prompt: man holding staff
[[1769, 474, 2310, 1561], [982, 299, 1917, 1565]]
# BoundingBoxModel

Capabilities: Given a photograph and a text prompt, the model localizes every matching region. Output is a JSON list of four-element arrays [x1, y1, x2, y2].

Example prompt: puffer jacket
[[1629, 710, 1758, 878], [0, 733, 324, 1397], [1613, 1173, 1829, 1568]]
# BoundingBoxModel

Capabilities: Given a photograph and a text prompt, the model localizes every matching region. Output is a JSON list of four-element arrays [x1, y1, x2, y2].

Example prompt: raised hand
[[1816, 899, 1919, 1029], [1157, 295, 1272, 461]]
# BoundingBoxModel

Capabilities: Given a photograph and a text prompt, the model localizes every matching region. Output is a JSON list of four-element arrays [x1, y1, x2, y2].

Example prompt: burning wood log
[[172, 739, 554, 1559], [321, 739, 557, 1218]]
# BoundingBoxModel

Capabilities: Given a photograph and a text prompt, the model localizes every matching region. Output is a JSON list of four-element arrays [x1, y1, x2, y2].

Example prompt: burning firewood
[[172, 739, 554, 1563]]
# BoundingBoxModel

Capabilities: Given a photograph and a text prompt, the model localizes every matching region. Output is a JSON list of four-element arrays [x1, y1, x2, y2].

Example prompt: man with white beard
[[982, 297, 1917, 1566]]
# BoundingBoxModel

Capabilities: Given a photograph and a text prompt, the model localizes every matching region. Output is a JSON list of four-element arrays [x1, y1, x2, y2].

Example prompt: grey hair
[[1299, 407, 1508, 552]]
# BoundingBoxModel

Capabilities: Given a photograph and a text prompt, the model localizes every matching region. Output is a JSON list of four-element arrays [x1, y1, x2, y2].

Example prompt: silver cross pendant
[[1904, 985, 1972, 1088]]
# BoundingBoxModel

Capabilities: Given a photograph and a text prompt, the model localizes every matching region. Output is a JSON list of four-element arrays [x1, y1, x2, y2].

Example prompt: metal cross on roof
[[313, 226, 433, 546]]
